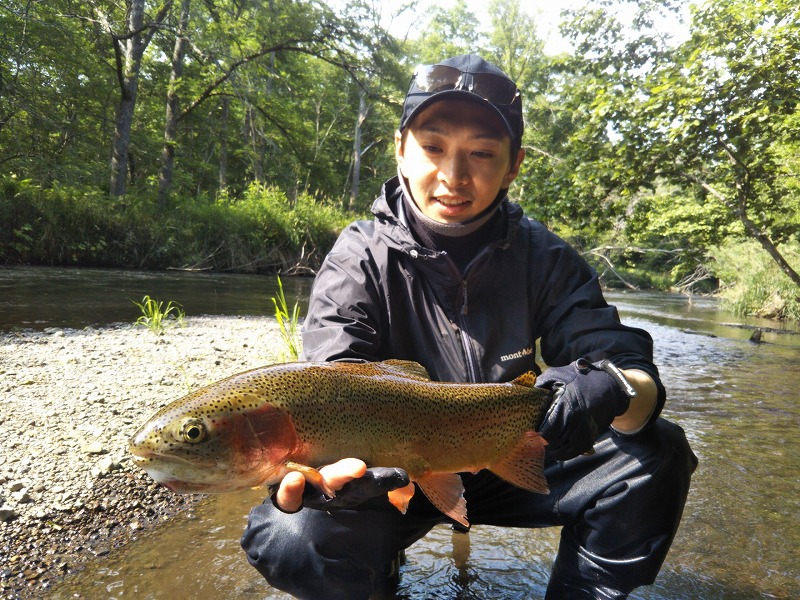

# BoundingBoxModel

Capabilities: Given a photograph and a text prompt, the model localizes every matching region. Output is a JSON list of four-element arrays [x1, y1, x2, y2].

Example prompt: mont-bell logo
[[500, 347, 533, 362]]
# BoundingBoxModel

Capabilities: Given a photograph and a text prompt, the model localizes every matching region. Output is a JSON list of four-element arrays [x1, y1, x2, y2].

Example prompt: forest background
[[1, 0, 799, 321]]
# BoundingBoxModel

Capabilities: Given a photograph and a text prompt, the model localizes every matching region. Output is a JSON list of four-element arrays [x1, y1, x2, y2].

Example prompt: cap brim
[[400, 89, 517, 141]]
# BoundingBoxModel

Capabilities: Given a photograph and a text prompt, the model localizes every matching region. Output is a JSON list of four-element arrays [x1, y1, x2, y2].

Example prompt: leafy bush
[[0, 176, 355, 273], [708, 238, 800, 321]]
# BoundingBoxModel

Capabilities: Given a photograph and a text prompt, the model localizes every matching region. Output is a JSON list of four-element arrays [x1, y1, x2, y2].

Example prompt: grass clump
[[271, 276, 301, 361], [132, 295, 186, 333]]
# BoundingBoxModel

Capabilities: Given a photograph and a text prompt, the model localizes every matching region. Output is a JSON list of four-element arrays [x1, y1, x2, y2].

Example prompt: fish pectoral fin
[[415, 473, 469, 528], [284, 461, 336, 498], [387, 482, 416, 514], [490, 431, 549, 494]]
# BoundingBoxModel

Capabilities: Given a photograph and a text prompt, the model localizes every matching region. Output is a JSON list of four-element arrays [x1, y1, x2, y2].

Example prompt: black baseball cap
[[399, 54, 524, 147]]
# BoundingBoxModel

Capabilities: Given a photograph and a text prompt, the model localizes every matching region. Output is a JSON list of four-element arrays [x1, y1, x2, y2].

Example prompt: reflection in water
[[17, 271, 798, 599]]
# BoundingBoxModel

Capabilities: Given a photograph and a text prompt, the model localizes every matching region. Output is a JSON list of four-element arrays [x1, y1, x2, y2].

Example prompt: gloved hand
[[272, 467, 410, 512], [536, 358, 636, 461]]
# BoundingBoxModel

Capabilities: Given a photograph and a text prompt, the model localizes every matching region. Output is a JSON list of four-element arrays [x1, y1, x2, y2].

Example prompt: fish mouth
[[129, 447, 218, 470], [160, 479, 219, 493]]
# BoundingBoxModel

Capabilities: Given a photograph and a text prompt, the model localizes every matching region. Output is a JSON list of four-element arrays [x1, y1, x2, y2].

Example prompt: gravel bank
[[0, 316, 285, 598]]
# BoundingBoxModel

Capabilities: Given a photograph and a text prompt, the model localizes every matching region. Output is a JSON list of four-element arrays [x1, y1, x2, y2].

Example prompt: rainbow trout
[[129, 360, 552, 526]]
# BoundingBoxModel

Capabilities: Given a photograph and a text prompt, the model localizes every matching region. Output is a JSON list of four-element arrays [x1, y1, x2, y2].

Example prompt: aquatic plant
[[132, 295, 185, 333]]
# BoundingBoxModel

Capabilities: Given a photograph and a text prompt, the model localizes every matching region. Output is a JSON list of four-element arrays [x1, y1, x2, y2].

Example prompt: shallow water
[[8, 269, 797, 599]]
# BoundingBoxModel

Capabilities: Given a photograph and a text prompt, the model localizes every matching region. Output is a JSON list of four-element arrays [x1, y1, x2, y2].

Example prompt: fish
[[128, 359, 553, 527]]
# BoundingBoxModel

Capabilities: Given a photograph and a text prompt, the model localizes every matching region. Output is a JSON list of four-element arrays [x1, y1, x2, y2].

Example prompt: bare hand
[[274, 458, 367, 512]]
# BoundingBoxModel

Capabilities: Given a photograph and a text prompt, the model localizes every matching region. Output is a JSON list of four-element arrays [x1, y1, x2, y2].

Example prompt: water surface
[[8, 269, 796, 599]]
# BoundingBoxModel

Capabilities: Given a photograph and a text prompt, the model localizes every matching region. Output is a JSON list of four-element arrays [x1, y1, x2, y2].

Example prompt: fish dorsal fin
[[511, 371, 537, 387], [415, 472, 469, 527], [380, 359, 431, 381], [489, 431, 549, 494]]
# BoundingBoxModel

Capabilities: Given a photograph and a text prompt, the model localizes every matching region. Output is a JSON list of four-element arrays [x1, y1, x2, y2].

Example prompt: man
[[241, 54, 697, 599]]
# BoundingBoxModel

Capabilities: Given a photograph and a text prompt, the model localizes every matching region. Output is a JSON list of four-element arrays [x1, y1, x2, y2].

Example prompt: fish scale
[[129, 359, 553, 526]]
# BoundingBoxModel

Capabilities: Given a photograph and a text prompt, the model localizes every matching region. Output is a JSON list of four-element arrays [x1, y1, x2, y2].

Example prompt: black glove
[[272, 467, 410, 512], [536, 358, 636, 461]]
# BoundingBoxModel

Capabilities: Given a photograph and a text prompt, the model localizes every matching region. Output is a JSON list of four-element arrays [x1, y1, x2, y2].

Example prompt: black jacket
[[302, 177, 664, 421]]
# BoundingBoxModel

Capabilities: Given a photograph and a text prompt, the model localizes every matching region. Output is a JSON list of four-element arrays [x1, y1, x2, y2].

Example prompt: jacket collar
[[371, 176, 523, 256]]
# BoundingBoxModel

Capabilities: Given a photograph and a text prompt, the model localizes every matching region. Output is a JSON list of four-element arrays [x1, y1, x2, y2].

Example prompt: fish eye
[[179, 420, 207, 444]]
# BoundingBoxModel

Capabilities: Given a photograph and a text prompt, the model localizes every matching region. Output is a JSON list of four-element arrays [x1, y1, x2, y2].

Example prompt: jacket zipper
[[457, 279, 480, 382], [458, 246, 494, 383]]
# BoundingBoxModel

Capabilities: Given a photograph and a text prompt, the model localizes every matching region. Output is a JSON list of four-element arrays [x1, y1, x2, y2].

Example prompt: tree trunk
[[106, 0, 172, 197], [218, 96, 229, 191], [157, 0, 191, 207], [348, 89, 368, 211], [736, 200, 800, 288], [692, 175, 800, 288]]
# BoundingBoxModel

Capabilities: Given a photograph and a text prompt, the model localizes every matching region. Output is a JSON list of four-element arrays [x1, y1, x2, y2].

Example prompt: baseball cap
[[399, 54, 523, 147]]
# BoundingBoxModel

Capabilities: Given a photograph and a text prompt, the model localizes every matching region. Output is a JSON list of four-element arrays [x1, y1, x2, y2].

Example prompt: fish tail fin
[[415, 473, 469, 527], [387, 482, 416, 514], [489, 431, 549, 494]]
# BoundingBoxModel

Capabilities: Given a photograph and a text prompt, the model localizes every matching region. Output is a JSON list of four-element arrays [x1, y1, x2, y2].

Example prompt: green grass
[[271, 276, 301, 361], [132, 295, 186, 333]]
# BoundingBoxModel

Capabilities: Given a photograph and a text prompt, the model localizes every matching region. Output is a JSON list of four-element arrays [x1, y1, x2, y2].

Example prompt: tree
[[408, 0, 483, 64], [1, 1, 112, 186], [557, 0, 800, 286], [157, 0, 190, 207], [486, 0, 545, 86], [91, 0, 173, 197]]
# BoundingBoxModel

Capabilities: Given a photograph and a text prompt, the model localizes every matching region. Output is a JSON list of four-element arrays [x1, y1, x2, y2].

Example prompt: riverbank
[[0, 316, 285, 599]]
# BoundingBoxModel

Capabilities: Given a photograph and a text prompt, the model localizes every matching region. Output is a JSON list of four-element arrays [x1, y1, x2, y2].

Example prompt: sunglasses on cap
[[409, 64, 520, 106]]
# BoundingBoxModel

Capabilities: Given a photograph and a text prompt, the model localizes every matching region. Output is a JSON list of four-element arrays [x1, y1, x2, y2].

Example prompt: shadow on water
[[0, 266, 313, 332], [10, 270, 798, 599]]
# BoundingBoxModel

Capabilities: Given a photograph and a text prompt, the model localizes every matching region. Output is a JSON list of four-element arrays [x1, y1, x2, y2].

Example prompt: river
[[3, 267, 798, 599]]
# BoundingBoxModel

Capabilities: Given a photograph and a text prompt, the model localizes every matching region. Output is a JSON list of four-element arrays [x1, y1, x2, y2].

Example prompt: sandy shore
[[0, 316, 286, 598]]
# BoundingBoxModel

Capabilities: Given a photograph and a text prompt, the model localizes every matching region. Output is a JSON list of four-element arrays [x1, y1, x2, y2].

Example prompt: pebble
[[82, 442, 106, 455], [0, 505, 17, 521], [11, 489, 32, 504]]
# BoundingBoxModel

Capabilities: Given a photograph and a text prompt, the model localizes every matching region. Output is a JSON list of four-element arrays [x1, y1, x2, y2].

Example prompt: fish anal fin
[[284, 461, 336, 498], [387, 482, 416, 514], [415, 472, 469, 527], [511, 371, 537, 387], [490, 431, 549, 494]]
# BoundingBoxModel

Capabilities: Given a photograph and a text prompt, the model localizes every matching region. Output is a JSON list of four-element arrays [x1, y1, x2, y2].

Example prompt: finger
[[318, 458, 367, 491], [275, 470, 306, 512]]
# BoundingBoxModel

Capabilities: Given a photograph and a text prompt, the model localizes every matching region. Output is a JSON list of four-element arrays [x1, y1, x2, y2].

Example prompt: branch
[[178, 38, 334, 121], [582, 249, 639, 290], [523, 144, 565, 163]]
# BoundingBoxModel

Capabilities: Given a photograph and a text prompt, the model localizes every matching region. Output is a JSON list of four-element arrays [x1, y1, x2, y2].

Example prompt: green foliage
[[708, 239, 800, 321], [271, 276, 302, 361], [132, 295, 185, 334], [554, 0, 800, 291], [408, 0, 483, 63], [0, 176, 353, 272]]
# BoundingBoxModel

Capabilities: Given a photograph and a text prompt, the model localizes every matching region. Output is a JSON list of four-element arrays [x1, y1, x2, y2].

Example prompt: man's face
[[395, 99, 525, 224]]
